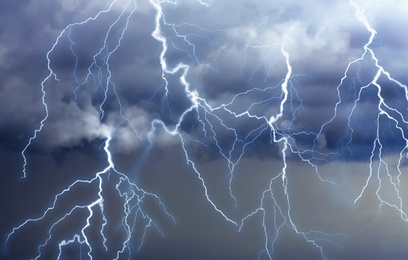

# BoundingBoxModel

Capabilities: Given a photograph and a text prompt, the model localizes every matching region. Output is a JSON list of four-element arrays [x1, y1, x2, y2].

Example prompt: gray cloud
[[2, 0, 406, 158]]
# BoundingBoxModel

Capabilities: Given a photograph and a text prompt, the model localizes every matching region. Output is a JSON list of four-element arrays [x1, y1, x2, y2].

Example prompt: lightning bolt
[[7, 1, 175, 259], [314, 0, 408, 221], [149, 2, 343, 257], [350, 0, 408, 220], [5, 0, 408, 259]]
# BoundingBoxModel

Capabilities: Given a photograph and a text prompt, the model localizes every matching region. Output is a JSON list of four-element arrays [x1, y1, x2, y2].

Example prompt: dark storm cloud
[[153, 0, 408, 162], [0, 0, 403, 160], [0, 2, 55, 149], [0, 1, 160, 152], [0, 0, 97, 151]]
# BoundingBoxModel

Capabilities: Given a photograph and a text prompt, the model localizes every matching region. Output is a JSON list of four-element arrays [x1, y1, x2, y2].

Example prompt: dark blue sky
[[2, 0, 408, 259]]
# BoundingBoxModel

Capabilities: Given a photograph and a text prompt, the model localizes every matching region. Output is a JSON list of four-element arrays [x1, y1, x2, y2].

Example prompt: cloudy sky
[[2, 0, 408, 259]]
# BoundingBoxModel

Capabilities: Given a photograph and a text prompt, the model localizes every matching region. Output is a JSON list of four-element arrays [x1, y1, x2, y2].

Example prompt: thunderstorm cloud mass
[[2, 0, 408, 259]]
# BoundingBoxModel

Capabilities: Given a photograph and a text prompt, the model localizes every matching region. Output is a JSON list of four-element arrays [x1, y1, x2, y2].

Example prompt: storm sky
[[2, 0, 408, 259]]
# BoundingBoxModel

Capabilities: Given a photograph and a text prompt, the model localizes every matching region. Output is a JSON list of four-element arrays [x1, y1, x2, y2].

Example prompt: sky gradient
[[2, 0, 408, 259]]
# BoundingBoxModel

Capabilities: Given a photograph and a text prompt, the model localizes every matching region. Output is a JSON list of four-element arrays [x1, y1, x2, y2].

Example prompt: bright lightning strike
[[4, 0, 408, 259]]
